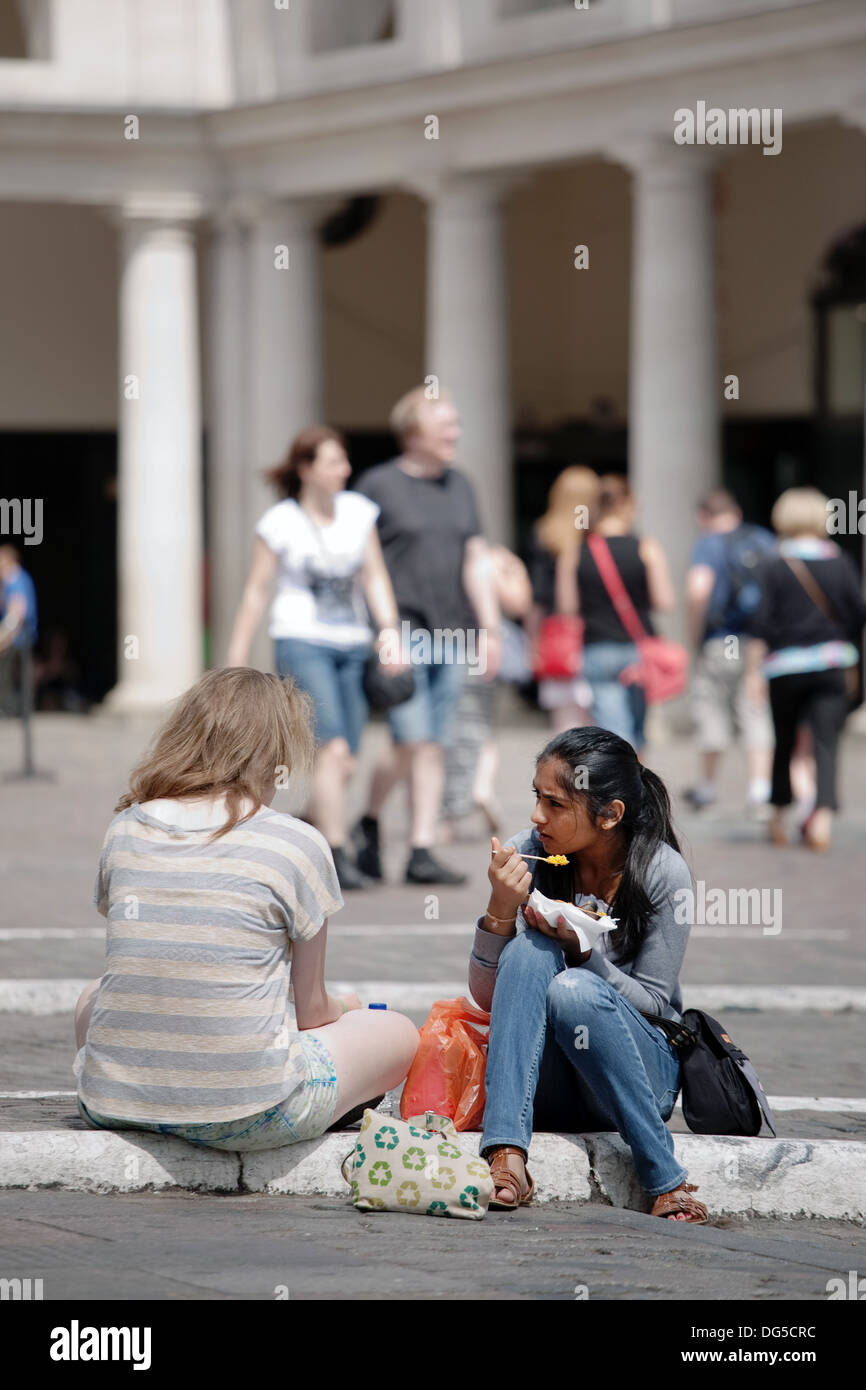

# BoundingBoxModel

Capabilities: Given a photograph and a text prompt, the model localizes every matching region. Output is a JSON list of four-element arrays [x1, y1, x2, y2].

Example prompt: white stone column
[[244, 197, 328, 670], [615, 143, 721, 638], [206, 208, 249, 668], [108, 193, 203, 710], [424, 173, 513, 544]]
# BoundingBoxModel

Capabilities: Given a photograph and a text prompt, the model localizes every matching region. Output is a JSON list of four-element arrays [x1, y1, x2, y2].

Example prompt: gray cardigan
[[468, 827, 693, 1021]]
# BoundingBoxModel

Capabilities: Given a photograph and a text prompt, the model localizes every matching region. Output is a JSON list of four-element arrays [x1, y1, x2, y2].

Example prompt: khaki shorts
[[692, 638, 773, 753]]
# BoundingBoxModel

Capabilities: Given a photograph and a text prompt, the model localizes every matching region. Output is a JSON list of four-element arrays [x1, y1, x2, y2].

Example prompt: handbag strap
[[585, 533, 648, 645], [782, 555, 840, 627], [640, 1010, 698, 1050]]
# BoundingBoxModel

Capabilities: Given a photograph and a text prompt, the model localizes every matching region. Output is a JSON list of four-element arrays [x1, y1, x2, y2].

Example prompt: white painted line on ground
[[2, 979, 866, 1014], [0, 929, 106, 940], [0, 924, 850, 941], [1, 1089, 865, 1113], [0, 1090, 77, 1099]]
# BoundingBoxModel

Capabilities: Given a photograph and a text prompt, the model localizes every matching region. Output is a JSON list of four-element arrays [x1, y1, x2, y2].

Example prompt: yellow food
[[545, 854, 569, 865]]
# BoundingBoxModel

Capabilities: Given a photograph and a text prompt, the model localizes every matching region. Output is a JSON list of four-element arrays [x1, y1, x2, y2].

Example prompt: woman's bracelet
[[485, 909, 517, 926]]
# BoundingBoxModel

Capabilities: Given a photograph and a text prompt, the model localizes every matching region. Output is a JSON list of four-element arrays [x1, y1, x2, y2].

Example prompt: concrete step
[[1, 1125, 863, 1222]]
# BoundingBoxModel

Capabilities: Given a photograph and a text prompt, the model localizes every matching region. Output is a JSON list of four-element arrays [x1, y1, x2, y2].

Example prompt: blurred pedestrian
[[528, 466, 599, 733], [748, 487, 866, 851], [0, 544, 38, 717], [226, 427, 405, 890], [441, 543, 533, 840], [558, 475, 675, 751], [351, 387, 500, 886], [684, 489, 776, 816]]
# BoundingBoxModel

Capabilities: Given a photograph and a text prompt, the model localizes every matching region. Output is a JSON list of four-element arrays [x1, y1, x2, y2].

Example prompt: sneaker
[[405, 846, 468, 885], [683, 786, 716, 811], [331, 844, 367, 891], [350, 815, 382, 881]]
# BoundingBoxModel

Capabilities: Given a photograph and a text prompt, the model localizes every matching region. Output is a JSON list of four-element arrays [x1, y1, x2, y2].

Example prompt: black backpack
[[643, 1009, 776, 1137]]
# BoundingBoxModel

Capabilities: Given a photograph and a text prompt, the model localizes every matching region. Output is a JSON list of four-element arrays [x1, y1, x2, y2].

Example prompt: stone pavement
[[4, 1190, 865, 1301], [1, 709, 865, 1293]]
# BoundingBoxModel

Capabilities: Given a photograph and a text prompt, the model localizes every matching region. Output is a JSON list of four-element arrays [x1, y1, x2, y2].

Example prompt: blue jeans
[[275, 638, 370, 753], [481, 930, 687, 1196], [582, 640, 647, 750], [387, 651, 466, 746]]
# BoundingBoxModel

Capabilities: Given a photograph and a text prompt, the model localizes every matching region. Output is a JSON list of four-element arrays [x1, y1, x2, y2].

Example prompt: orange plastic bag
[[400, 996, 490, 1131]]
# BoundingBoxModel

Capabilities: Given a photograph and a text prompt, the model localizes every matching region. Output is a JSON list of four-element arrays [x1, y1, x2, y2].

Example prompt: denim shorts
[[77, 1034, 340, 1152], [275, 638, 370, 753], [387, 654, 466, 745]]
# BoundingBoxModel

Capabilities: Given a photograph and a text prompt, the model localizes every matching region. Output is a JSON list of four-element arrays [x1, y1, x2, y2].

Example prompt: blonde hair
[[771, 487, 829, 540], [115, 668, 316, 840], [389, 386, 454, 445], [535, 466, 600, 557]]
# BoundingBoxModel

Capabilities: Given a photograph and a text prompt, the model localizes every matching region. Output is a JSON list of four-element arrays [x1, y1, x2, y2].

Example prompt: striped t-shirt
[[76, 803, 343, 1124]]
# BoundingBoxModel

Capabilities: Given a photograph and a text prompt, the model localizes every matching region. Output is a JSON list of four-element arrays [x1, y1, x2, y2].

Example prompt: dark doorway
[[1, 431, 117, 706]]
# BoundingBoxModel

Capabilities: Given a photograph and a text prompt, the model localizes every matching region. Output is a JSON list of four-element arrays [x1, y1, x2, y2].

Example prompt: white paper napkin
[[526, 888, 619, 954]]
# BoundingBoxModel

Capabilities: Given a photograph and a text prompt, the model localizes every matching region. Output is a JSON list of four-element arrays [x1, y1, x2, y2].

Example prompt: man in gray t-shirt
[[351, 387, 500, 886]]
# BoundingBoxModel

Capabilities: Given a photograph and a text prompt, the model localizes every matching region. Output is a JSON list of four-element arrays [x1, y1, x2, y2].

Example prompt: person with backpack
[[684, 490, 776, 815]]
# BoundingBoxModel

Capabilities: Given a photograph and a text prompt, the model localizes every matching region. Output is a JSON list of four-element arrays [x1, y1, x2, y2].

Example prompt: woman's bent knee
[[498, 928, 561, 973], [546, 969, 610, 1020]]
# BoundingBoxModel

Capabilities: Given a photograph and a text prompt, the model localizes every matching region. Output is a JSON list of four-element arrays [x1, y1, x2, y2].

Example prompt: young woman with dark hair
[[227, 427, 406, 889], [468, 725, 707, 1222]]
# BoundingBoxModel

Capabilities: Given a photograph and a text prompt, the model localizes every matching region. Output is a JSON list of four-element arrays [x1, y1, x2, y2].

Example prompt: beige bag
[[341, 1109, 493, 1219]]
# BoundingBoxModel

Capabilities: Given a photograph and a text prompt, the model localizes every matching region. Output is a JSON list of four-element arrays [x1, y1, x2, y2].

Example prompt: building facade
[[0, 0, 864, 705]]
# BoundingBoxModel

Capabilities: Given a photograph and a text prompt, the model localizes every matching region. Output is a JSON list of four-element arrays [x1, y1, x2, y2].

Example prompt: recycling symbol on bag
[[354, 1143, 366, 1170], [426, 1200, 448, 1217], [360, 1113, 373, 1132], [402, 1146, 427, 1171], [350, 1179, 360, 1201], [437, 1141, 460, 1159], [466, 1160, 488, 1179], [362, 1196, 387, 1209], [408, 1126, 434, 1141], [459, 1185, 480, 1211], [369, 1161, 392, 1187], [397, 1181, 421, 1208], [374, 1125, 400, 1151], [430, 1165, 456, 1191]]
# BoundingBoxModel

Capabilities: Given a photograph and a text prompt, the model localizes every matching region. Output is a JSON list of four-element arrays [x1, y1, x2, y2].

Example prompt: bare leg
[[74, 978, 102, 1050], [408, 741, 443, 848], [306, 737, 352, 846], [365, 741, 413, 819], [305, 1009, 419, 1117], [702, 750, 721, 784], [551, 703, 589, 735], [790, 726, 816, 815]]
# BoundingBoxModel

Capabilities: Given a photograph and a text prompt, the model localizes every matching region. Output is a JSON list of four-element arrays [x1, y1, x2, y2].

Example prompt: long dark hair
[[264, 426, 346, 500], [531, 726, 681, 964]]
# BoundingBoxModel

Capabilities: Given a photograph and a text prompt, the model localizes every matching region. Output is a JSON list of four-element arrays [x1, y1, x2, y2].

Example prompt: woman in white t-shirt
[[228, 427, 405, 889]]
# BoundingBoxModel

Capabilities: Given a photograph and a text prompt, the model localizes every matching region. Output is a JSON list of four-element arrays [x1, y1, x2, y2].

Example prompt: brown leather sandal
[[650, 1181, 708, 1224], [486, 1146, 535, 1210]]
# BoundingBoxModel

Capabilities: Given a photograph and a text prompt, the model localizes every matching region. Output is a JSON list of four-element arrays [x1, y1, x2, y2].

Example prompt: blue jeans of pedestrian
[[582, 640, 647, 750], [480, 930, 687, 1196], [387, 652, 466, 746], [275, 638, 370, 754]]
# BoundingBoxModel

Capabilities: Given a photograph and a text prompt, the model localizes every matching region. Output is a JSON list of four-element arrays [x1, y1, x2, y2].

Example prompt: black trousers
[[769, 668, 849, 811]]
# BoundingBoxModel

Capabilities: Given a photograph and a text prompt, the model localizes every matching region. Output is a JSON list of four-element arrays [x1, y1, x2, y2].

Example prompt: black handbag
[[643, 1008, 776, 1137], [362, 652, 416, 712]]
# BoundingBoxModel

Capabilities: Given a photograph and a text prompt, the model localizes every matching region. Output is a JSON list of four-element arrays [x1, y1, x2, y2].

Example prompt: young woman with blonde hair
[[73, 668, 419, 1149], [528, 467, 600, 733]]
